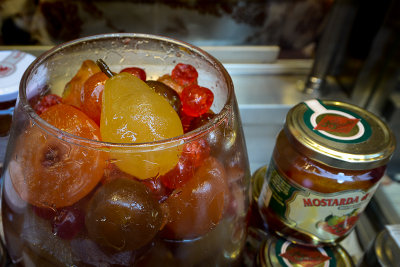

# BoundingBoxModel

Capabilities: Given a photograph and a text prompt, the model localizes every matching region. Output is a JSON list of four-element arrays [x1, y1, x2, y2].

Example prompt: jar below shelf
[[256, 234, 354, 267]]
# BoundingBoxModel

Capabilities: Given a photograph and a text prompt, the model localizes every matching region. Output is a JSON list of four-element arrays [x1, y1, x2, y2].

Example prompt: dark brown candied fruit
[[187, 112, 216, 132], [102, 163, 172, 202], [85, 178, 164, 251], [158, 74, 184, 94], [146, 80, 182, 115], [162, 157, 228, 240]]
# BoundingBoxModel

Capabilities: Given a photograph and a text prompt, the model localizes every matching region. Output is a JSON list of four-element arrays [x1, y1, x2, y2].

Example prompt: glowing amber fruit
[[163, 157, 228, 240], [81, 71, 108, 125], [100, 72, 183, 179], [9, 103, 106, 208], [62, 60, 100, 108]]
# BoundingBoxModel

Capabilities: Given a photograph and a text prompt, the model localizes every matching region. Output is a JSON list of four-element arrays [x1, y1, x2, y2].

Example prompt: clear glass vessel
[[1, 33, 251, 266]]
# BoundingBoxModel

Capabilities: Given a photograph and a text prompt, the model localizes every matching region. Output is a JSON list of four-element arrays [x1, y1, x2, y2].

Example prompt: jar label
[[303, 99, 372, 143], [260, 162, 380, 241], [274, 238, 336, 267]]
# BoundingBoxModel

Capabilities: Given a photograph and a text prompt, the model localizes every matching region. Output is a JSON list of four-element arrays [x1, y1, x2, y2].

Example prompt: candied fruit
[[171, 63, 198, 87], [81, 71, 108, 125], [9, 103, 106, 208], [162, 157, 228, 239], [160, 153, 195, 190], [158, 74, 184, 94], [52, 206, 85, 240], [120, 67, 146, 81], [85, 178, 164, 251], [33, 94, 62, 115], [146, 80, 182, 115], [100, 72, 183, 179], [181, 84, 214, 117], [62, 60, 100, 108]]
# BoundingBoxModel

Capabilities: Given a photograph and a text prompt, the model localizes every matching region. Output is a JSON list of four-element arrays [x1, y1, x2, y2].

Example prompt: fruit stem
[[96, 59, 114, 78]]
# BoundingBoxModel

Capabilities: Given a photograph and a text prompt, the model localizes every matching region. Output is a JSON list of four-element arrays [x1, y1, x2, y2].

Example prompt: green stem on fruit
[[96, 59, 114, 78]]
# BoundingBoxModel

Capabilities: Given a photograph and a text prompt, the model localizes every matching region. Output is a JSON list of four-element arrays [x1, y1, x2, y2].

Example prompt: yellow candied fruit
[[101, 72, 183, 179]]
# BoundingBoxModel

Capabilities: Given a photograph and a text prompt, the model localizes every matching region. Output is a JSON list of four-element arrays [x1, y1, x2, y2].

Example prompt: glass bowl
[[1, 33, 251, 266]]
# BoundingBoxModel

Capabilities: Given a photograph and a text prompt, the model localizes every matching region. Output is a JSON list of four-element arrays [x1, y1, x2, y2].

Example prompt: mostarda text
[[302, 195, 367, 207]]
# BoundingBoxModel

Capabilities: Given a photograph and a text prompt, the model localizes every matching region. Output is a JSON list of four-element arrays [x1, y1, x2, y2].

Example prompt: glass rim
[[19, 33, 234, 149]]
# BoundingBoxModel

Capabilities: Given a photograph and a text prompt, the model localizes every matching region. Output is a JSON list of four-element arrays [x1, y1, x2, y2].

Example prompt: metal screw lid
[[257, 235, 354, 267], [284, 99, 396, 170]]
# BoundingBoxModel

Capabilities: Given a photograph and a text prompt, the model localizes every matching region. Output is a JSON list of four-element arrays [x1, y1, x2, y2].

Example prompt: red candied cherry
[[181, 84, 214, 117], [160, 140, 210, 190], [183, 139, 210, 168], [120, 67, 146, 81], [179, 111, 195, 133], [33, 94, 62, 115], [160, 153, 195, 190], [52, 206, 85, 240], [171, 63, 198, 87]]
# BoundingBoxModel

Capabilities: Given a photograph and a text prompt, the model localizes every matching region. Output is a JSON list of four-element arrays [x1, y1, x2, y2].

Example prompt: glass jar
[[258, 99, 396, 246], [1, 34, 251, 266]]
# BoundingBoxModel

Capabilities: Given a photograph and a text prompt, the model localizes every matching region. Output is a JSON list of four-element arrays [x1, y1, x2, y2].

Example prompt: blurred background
[[0, 0, 332, 57], [1, 0, 400, 265]]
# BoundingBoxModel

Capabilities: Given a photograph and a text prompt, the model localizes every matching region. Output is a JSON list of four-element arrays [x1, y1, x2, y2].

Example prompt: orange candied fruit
[[10, 103, 106, 208], [81, 71, 109, 125], [62, 60, 100, 109]]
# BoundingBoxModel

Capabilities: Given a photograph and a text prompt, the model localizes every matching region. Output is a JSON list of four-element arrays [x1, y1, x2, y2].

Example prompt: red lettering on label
[[346, 198, 353, 205], [361, 194, 369, 201], [314, 115, 359, 133], [303, 196, 362, 207], [303, 198, 313, 207]]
